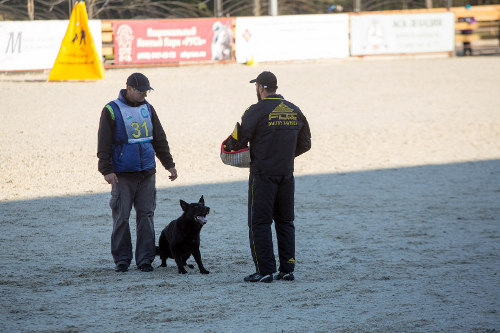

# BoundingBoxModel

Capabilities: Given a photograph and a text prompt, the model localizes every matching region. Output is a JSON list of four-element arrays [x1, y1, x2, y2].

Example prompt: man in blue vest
[[97, 72, 177, 273]]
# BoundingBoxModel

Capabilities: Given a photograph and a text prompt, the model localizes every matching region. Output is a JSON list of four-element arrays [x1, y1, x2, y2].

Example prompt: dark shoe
[[275, 272, 294, 281], [139, 263, 154, 272], [244, 272, 273, 283], [115, 263, 128, 272]]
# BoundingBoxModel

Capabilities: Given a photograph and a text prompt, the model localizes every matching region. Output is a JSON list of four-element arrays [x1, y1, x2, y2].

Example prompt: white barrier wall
[[350, 12, 455, 56], [1, 13, 456, 71], [235, 14, 349, 63], [0, 20, 102, 71]]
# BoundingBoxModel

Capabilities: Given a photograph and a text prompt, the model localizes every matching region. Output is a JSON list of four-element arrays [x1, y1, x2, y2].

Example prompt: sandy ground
[[0, 56, 499, 332]]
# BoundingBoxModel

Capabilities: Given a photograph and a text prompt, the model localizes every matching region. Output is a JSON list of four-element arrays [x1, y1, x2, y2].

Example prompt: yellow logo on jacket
[[268, 102, 297, 126]]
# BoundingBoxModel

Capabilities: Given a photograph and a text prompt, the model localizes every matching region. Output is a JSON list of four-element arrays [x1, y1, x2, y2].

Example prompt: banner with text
[[350, 12, 455, 56], [113, 18, 233, 64], [0, 20, 102, 71], [235, 14, 349, 63]]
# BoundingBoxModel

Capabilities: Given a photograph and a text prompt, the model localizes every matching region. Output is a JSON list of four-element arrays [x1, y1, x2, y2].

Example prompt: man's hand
[[168, 168, 178, 181], [104, 173, 119, 185]]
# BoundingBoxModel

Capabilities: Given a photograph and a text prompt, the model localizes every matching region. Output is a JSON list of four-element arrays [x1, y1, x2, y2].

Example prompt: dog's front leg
[[192, 248, 209, 274], [173, 254, 187, 274]]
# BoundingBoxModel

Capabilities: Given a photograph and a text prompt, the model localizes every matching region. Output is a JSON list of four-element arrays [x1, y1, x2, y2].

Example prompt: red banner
[[113, 18, 233, 64]]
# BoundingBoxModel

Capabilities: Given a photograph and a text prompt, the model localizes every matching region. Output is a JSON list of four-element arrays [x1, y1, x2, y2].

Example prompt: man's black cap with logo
[[249, 71, 278, 89]]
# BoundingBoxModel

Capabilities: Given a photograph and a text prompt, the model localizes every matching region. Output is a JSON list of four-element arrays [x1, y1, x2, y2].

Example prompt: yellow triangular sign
[[48, 2, 105, 81], [246, 56, 258, 67]]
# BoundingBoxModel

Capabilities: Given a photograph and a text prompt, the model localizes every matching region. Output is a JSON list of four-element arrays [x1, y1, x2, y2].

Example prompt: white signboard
[[235, 14, 349, 63], [0, 20, 102, 71], [350, 12, 455, 56]]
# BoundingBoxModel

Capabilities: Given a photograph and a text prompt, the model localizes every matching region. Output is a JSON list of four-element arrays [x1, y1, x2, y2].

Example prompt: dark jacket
[[239, 94, 311, 175], [97, 89, 175, 176]]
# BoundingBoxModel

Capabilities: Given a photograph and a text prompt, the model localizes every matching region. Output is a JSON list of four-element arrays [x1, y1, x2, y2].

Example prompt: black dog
[[156, 196, 210, 274]]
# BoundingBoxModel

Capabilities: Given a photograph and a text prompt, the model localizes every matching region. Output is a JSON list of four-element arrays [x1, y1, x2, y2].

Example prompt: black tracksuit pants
[[248, 173, 295, 275]]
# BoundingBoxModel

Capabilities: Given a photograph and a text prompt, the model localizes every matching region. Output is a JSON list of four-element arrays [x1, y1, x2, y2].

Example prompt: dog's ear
[[199, 195, 205, 205], [180, 200, 188, 211]]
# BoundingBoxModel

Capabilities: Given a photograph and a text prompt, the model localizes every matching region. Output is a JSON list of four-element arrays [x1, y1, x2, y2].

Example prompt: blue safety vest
[[106, 96, 156, 173]]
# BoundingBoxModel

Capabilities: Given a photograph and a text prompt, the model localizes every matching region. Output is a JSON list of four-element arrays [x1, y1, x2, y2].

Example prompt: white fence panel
[[1, 20, 102, 71], [235, 14, 349, 63], [350, 12, 455, 56]]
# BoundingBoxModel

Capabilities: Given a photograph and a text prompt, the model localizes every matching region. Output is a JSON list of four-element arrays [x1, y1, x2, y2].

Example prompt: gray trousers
[[109, 174, 156, 268]]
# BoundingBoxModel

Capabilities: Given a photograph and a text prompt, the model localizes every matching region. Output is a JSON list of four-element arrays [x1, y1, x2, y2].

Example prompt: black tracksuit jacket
[[238, 94, 311, 175]]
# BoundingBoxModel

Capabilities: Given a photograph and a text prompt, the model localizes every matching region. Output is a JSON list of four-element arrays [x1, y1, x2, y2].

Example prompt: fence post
[[214, 0, 223, 17], [354, 0, 361, 13], [269, 0, 278, 16]]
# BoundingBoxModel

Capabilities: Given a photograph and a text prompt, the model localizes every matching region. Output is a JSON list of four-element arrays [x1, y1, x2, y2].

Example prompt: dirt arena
[[1, 56, 499, 332]]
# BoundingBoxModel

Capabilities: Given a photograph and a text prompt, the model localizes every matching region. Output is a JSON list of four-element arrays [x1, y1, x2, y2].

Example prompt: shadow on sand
[[1, 160, 499, 332]]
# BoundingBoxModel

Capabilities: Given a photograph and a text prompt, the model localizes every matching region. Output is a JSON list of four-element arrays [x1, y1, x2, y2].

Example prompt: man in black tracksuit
[[239, 71, 311, 283]]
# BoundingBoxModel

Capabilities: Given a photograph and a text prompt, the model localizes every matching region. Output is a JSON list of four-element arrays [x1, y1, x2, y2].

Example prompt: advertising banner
[[350, 12, 455, 56], [0, 20, 102, 71], [235, 14, 349, 63], [113, 18, 233, 64]]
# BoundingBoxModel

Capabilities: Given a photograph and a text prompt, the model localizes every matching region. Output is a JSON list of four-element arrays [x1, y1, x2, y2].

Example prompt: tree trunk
[[87, 0, 94, 19], [253, 0, 260, 16], [27, 0, 34, 20]]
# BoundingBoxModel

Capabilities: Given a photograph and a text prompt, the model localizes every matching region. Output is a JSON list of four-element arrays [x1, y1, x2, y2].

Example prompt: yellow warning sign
[[48, 2, 105, 81]]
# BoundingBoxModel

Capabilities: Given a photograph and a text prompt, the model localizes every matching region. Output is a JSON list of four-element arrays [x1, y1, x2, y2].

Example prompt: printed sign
[[49, 2, 105, 80], [235, 14, 349, 63], [0, 20, 102, 71], [113, 18, 233, 64], [350, 12, 455, 55]]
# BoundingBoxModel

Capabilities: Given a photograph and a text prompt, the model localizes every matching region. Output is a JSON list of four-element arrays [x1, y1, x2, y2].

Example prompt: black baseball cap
[[249, 71, 278, 89], [126, 72, 153, 92]]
